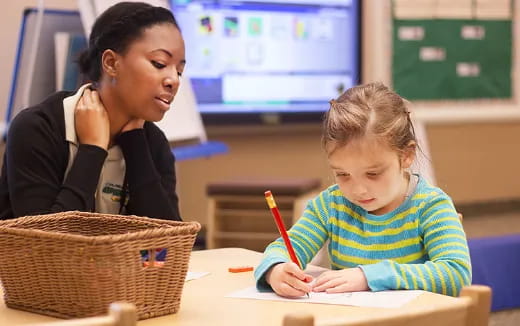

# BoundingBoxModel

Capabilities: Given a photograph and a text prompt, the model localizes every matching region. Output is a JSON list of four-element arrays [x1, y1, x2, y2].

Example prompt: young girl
[[0, 2, 185, 220], [255, 82, 471, 297]]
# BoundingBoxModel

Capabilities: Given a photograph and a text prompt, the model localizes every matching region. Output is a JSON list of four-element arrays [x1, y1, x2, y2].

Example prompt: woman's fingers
[[75, 88, 110, 149], [76, 95, 85, 110], [89, 89, 102, 108], [82, 88, 92, 107], [81, 88, 102, 112]]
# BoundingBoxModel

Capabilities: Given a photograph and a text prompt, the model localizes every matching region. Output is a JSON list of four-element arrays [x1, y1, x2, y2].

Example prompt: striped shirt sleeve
[[360, 194, 472, 296]]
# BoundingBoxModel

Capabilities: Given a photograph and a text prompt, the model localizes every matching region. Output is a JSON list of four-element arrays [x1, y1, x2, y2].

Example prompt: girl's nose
[[352, 182, 368, 197]]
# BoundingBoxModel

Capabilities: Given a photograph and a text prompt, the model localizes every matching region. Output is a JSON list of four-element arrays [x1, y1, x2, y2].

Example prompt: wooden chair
[[282, 285, 491, 326], [27, 302, 137, 326]]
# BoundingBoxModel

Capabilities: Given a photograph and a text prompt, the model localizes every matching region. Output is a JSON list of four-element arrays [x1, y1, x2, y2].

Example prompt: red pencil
[[264, 190, 300, 268]]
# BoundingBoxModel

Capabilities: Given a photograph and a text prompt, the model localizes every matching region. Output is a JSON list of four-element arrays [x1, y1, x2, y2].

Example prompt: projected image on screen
[[172, 0, 359, 114]]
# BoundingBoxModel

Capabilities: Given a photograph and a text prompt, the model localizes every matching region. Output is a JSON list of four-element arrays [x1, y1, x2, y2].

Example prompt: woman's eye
[[151, 61, 166, 69], [335, 172, 349, 178], [366, 172, 379, 177]]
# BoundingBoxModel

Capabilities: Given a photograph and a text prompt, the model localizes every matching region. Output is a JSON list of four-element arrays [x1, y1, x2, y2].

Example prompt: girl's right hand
[[75, 88, 110, 150], [265, 262, 313, 298]]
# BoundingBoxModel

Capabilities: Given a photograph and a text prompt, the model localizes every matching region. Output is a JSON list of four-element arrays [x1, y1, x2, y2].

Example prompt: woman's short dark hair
[[78, 2, 179, 82]]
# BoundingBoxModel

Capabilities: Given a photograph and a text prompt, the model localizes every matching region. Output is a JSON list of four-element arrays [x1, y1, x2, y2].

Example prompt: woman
[[0, 2, 185, 220]]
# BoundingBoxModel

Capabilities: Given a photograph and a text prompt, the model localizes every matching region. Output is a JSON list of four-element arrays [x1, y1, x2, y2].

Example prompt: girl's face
[[111, 23, 186, 122], [328, 136, 414, 216]]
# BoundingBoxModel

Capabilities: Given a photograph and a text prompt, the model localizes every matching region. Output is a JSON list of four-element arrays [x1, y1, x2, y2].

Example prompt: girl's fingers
[[280, 281, 309, 298], [285, 262, 311, 282], [313, 273, 333, 287], [326, 283, 352, 294], [313, 277, 344, 292], [287, 277, 312, 294], [283, 270, 312, 294]]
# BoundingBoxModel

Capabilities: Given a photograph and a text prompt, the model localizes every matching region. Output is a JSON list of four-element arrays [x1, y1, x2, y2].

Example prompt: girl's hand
[[75, 88, 109, 150], [121, 119, 145, 133], [312, 267, 369, 293], [265, 262, 313, 298]]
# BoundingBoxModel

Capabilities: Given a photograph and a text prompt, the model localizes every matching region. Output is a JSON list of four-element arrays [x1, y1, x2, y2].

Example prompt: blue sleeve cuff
[[254, 257, 287, 292], [359, 261, 395, 291]]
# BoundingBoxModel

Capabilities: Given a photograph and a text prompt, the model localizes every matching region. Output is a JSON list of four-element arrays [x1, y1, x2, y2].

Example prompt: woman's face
[[111, 23, 186, 122]]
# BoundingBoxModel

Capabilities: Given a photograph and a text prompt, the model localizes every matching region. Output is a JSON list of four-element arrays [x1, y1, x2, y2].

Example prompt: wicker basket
[[0, 211, 201, 320]]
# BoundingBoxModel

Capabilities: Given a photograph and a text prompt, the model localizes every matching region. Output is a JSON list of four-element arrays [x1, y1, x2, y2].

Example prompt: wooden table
[[1, 248, 459, 325]]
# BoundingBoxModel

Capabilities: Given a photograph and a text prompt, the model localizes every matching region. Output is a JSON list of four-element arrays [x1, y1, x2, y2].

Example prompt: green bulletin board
[[392, 7, 513, 100]]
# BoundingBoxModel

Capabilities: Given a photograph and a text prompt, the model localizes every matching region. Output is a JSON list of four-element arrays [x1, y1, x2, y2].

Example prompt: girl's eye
[[335, 172, 349, 178], [366, 172, 380, 177], [151, 61, 166, 69]]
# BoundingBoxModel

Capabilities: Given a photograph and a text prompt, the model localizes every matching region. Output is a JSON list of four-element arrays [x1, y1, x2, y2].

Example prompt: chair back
[[283, 285, 491, 326], [26, 302, 137, 326]]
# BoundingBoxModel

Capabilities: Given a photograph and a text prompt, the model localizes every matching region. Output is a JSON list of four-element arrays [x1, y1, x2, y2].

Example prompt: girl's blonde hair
[[322, 82, 416, 156]]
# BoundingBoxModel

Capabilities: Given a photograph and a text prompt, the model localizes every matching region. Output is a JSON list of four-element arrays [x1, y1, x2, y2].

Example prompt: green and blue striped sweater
[[255, 176, 472, 296]]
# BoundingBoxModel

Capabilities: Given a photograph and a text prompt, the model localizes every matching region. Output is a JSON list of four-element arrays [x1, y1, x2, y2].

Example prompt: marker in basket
[[264, 190, 310, 298]]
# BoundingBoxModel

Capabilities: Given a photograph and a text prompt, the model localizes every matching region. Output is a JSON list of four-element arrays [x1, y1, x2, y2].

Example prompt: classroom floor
[[461, 207, 520, 326]]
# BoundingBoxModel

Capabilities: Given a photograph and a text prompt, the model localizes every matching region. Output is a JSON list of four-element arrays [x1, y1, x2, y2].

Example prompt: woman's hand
[[121, 119, 145, 133], [312, 267, 369, 293], [265, 262, 313, 298], [75, 88, 110, 150]]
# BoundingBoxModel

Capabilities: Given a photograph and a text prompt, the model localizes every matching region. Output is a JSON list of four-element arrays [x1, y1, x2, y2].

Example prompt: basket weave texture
[[0, 211, 201, 320]]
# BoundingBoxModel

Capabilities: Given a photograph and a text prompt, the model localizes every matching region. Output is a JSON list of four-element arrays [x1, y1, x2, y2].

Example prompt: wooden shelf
[[215, 232, 279, 241], [206, 180, 320, 251], [216, 208, 292, 218]]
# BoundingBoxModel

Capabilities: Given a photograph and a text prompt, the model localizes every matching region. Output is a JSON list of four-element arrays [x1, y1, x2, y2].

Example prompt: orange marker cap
[[228, 266, 254, 273]]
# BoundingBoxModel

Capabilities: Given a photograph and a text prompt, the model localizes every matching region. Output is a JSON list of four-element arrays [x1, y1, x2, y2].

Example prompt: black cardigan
[[0, 91, 181, 221]]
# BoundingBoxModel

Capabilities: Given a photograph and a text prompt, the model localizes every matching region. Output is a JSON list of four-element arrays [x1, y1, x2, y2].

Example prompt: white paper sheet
[[185, 271, 209, 282], [226, 286, 424, 308]]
